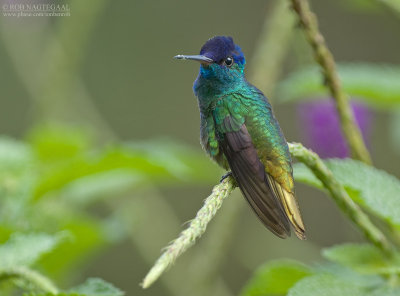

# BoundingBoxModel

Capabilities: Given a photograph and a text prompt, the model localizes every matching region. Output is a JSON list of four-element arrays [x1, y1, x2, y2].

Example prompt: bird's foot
[[220, 171, 233, 183]]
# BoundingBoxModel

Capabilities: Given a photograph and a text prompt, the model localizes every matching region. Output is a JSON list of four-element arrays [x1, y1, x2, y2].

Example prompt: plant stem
[[0, 267, 59, 294], [249, 0, 295, 97], [288, 142, 392, 255], [288, 0, 372, 165], [141, 176, 236, 289]]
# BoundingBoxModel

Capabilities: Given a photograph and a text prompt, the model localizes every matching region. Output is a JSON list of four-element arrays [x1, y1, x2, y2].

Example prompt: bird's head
[[175, 36, 246, 82]]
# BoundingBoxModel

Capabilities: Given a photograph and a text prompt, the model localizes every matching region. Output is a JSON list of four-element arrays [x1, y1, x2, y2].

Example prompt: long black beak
[[174, 55, 213, 64]]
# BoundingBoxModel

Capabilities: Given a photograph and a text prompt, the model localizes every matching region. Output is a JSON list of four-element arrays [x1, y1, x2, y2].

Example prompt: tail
[[267, 175, 306, 240]]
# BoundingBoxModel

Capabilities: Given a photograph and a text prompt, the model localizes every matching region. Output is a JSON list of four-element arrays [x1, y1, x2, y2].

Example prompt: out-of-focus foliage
[[28, 125, 219, 201], [241, 157, 400, 296], [277, 64, 400, 109], [0, 233, 123, 296], [323, 243, 400, 274], [242, 244, 400, 296], [287, 273, 396, 296], [293, 158, 400, 227], [240, 260, 312, 296], [24, 278, 124, 296], [0, 233, 66, 269], [0, 125, 220, 295]]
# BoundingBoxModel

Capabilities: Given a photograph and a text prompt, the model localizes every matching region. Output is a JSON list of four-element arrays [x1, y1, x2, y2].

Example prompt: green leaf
[[288, 272, 400, 296], [39, 218, 106, 280], [277, 64, 400, 109], [0, 232, 66, 270], [287, 274, 366, 296], [0, 137, 34, 200], [125, 138, 222, 182], [0, 137, 32, 170], [3, 266, 58, 294], [240, 259, 312, 296], [323, 243, 400, 274], [0, 138, 36, 229], [32, 146, 167, 199], [68, 278, 124, 296], [33, 140, 220, 200], [23, 278, 124, 296], [25, 125, 220, 201], [28, 125, 92, 163], [313, 263, 384, 287], [293, 158, 400, 226], [58, 169, 143, 206], [56, 139, 221, 206], [293, 163, 322, 188]]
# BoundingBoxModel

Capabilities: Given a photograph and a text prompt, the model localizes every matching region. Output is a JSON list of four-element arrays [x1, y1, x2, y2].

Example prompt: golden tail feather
[[267, 175, 306, 240]]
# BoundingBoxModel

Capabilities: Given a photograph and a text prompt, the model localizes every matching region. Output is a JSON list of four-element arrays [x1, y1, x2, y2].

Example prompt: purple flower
[[297, 99, 372, 158]]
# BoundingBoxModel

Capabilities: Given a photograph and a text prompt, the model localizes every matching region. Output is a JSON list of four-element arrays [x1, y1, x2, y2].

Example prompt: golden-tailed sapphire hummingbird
[[175, 36, 305, 239]]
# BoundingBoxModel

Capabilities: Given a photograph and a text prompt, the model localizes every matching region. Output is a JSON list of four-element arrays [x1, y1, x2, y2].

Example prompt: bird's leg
[[220, 171, 233, 183]]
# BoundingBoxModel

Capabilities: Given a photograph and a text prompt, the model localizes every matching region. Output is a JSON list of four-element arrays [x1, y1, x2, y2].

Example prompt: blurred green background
[[0, 0, 399, 295]]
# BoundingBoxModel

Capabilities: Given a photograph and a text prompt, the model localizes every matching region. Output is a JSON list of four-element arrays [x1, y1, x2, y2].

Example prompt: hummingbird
[[174, 36, 305, 240]]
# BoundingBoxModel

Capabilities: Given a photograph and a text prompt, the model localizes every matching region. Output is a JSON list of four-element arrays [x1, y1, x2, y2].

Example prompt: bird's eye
[[224, 57, 234, 67]]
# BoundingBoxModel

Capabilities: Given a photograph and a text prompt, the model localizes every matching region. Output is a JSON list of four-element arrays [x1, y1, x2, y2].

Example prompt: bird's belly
[[200, 120, 229, 170]]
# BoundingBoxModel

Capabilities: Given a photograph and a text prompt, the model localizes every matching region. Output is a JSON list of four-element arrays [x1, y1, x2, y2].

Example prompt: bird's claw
[[220, 171, 233, 183]]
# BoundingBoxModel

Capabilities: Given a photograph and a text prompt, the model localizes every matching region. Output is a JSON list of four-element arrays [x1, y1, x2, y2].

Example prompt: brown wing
[[219, 119, 291, 238]]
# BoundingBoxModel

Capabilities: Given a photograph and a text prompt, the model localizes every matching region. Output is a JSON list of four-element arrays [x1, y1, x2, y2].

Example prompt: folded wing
[[219, 118, 291, 238]]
